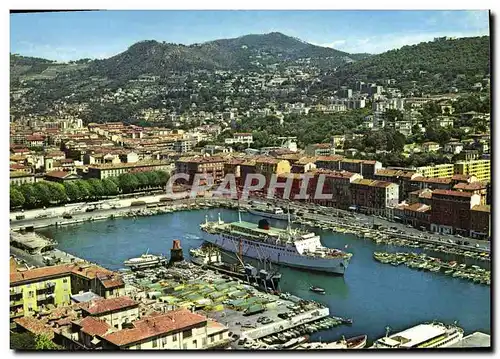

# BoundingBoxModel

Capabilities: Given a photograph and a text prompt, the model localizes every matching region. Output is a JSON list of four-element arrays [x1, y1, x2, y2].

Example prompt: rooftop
[[471, 204, 490, 213], [76, 316, 113, 337], [101, 310, 207, 347], [390, 323, 447, 348], [81, 296, 138, 315], [432, 189, 474, 198], [448, 332, 491, 348]]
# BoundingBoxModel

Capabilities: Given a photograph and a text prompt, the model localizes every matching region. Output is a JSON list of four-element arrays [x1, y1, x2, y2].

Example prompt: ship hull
[[202, 232, 349, 275], [248, 209, 296, 221]]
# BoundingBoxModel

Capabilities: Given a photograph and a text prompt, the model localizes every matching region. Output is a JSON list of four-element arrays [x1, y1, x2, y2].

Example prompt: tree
[[156, 171, 170, 186], [19, 184, 39, 208], [10, 186, 25, 208], [10, 332, 36, 350], [134, 172, 149, 188], [75, 180, 92, 200], [145, 171, 160, 187], [118, 173, 139, 193], [102, 178, 119, 196], [63, 181, 82, 202], [45, 182, 67, 204], [88, 179, 105, 199], [35, 334, 60, 350], [33, 182, 53, 207]]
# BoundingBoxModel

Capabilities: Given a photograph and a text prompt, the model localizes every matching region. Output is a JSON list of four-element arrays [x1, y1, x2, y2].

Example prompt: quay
[[118, 260, 346, 349], [448, 332, 491, 348]]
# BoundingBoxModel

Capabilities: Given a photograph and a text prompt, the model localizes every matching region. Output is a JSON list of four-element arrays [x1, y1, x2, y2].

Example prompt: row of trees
[[10, 171, 169, 209]]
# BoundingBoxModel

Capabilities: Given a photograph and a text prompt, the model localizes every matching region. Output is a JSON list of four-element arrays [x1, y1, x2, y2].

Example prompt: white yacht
[[370, 322, 464, 349], [123, 250, 167, 270]]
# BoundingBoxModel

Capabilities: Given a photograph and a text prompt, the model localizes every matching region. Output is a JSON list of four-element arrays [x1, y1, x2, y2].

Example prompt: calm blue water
[[39, 209, 491, 344]]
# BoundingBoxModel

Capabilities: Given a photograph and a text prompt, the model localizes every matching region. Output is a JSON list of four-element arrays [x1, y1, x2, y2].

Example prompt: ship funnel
[[258, 219, 270, 230]]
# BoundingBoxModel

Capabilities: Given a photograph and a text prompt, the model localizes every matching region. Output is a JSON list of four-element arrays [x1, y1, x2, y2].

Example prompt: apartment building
[[416, 164, 455, 178], [80, 296, 140, 330], [308, 170, 363, 209], [87, 161, 171, 180], [340, 159, 382, 179], [175, 156, 226, 184], [454, 159, 490, 182], [429, 190, 481, 235], [470, 205, 491, 239], [305, 143, 336, 157], [10, 171, 35, 186], [224, 132, 254, 145], [10, 263, 125, 321], [98, 310, 230, 350], [349, 179, 399, 216]]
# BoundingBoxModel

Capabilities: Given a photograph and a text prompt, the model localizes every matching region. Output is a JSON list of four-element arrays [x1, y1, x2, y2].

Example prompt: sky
[[10, 10, 490, 62]]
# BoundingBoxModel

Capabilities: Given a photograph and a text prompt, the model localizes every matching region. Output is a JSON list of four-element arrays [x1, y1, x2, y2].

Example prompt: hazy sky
[[10, 10, 490, 61]]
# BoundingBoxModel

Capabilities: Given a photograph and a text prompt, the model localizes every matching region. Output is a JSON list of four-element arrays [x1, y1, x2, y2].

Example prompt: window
[[219, 333, 223, 340], [172, 334, 177, 342], [152, 339, 157, 348], [210, 336, 215, 343], [183, 329, 192, 338], [137, 343, 141, 350], [28, 291, 34, 298], [162, 337, 167, 346], [193, 340, 197, 348], [63, 278, 68, 283]]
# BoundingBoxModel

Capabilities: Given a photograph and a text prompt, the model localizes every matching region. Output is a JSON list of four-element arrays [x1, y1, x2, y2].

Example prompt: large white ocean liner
[[200, 213, 352, 274]]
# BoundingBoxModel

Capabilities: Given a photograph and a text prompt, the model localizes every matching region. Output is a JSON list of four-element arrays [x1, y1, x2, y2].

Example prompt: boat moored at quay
[[200, 213, 352, 275], [369, 322, 464, 349]]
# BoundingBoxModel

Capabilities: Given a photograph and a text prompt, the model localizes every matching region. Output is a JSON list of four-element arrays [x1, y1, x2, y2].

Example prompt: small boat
[[310, 286, 325, 294], [341, 318, 353, 325]]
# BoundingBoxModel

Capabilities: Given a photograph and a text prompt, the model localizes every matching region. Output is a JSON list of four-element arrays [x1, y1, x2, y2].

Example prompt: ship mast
[[286, 201, 292, 236]]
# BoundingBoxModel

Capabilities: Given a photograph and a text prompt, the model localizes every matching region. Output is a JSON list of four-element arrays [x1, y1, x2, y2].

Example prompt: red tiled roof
[[413, 177, 452, 184], [101, 310, 207, 347], [77, 316, 112, 337], [14, 317, 55, 340], [10, 263, 119, 285], [81, 296, 138, 315], [432, 189, 474, 198], [453, 182, 487, 191], [45, 170, 72, 179], [316, 155, 344, 162], [26, 135, 45, 141]]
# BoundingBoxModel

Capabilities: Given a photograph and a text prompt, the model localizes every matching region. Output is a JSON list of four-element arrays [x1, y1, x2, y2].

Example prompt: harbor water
[[39, 209, 491, 345]]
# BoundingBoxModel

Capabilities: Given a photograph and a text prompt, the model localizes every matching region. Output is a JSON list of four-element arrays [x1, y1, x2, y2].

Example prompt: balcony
[[10, 298, 24, 307], [10, 310, 24, 319]]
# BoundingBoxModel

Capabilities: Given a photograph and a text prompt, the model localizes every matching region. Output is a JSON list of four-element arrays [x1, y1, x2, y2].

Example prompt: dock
[[448, 332, 491, 348]]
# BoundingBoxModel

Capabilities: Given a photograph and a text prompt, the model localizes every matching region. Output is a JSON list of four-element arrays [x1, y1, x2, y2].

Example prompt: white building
[[224, 133, 254, 145]]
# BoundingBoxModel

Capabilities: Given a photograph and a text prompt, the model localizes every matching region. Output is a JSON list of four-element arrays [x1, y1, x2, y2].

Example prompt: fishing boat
[[310, 335, 368, 349], [309, 286, 326, 294], [281, 335, 309, 349]]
